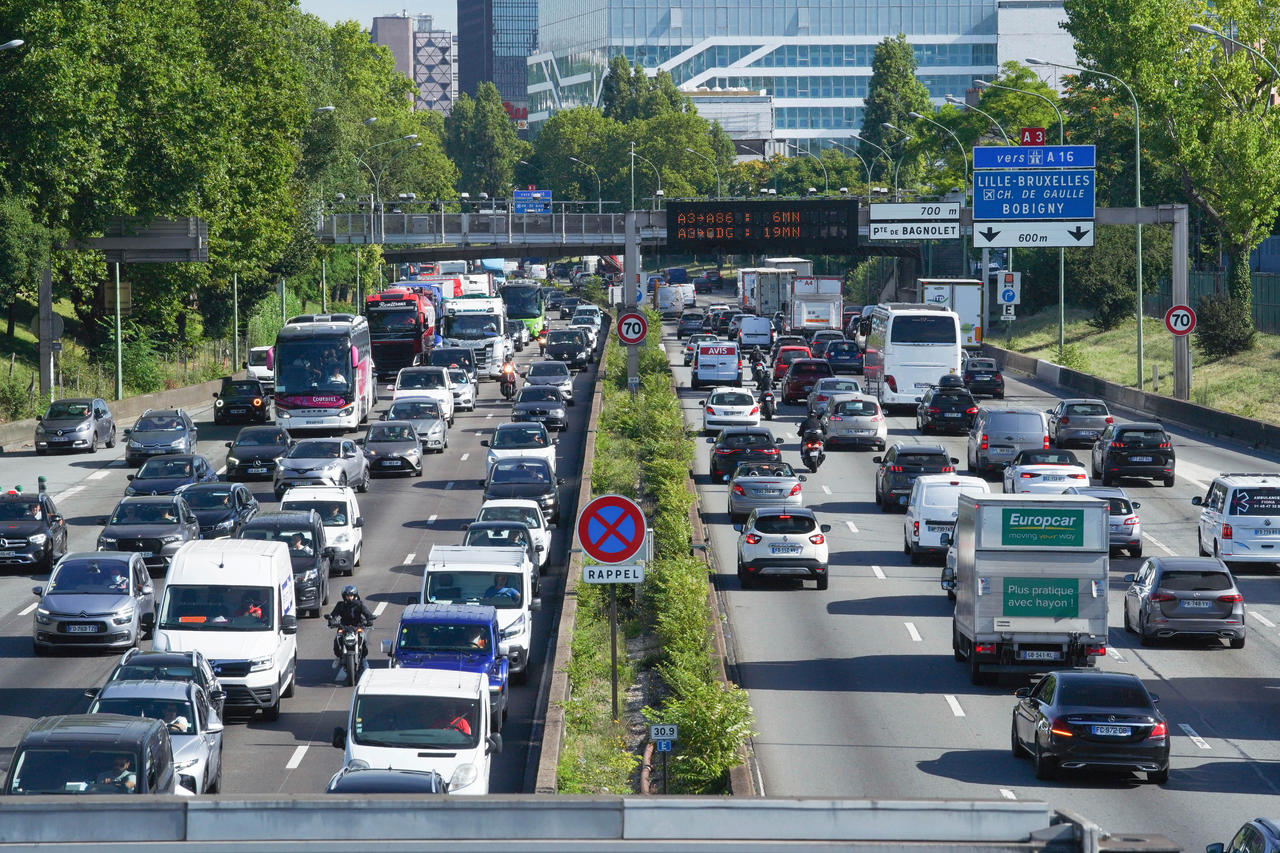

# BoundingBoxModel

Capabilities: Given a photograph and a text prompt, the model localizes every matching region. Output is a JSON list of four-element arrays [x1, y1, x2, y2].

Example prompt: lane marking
[[427, 513, 438, 525], [55, 485, 85, 502], [446, 481, 455, 490], [845, 520, 858, 533], [1250, 611, 1276, 629], [904, 622, 922, 642], [285, 745, 308, 770], [475, 431, 483, 438], [871, 565, 885, 580], [1143, 533, 1177, 556], [821, 485, 832, 495], [999, 789, 1017, 800], [403, 553, 415, 564], [1178, 723, 1211, 750], [88, 469, 111, 481], [459, 453, 470, 462], [1108, 647, 1127, 663], [216, 466, 226, 476], [944, 694, 965, 717], [486, 413, 493, 419], [373, 601, 388, 617], [19, 601, 37, 616]]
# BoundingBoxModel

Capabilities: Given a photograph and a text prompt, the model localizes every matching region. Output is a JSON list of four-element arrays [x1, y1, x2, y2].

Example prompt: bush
[[1194, 296, 1255, 359], [0, 372, 39, 421]]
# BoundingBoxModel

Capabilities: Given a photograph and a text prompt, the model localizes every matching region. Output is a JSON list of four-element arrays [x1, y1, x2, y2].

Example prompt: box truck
[[920, 278, 984, 348], [763, 256, 814, 278], [739, 267, 794, 316], [788, 276, 844, 335]]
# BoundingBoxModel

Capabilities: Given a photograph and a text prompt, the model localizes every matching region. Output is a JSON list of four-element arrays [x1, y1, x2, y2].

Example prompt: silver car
[[807, 378, 864, 417], [381, 399, 448, 452], [34, 397, 117, 454], [87, 679, 223, 794], [1047, 398, 1113, 447], [525, 360, 575, 404], [1063, 485, 1143, 557], [32, 552, 154, 654], [273, 437, 370, 499], [1123, 557, 1245, 648], [728, 461, 807, 521]]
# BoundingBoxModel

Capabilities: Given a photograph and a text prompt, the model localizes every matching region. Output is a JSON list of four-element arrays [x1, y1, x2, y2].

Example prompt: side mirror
[[212, 392, 220, 399], [552, 438, 559, 445], [1207, 844, 1226, 853], [205, 720, 224, 735], [380, 639, 393, 655], [1123, 574, 1136, 583], [32, 586, 43, 597], [35, 414, 42, 422], [354, 438, 364, 445], [1014, 687, 1032, 699], [940, 533, 952, 547], [242, 361, 248, 369], [697, 400, 706, 406], [1149, 692, 1160, 703], [1132, 501, 1141, 509], [208, 689, 225, 702], [951, 457, 959, 464], [775, 436, 784, 445], [1190, 496, 1203, 506], [126, 474, 136, 481], [798, 475, 808, 482], [98, 516, 109, 526], [872, 456, 882, 464], [331, 727, 347, 749], [531, 597, 542, 612], [282, 614, 298, 635], [480, 440, 490, 447], [732, 523, 743, 532], [354, 517, 363, 528], [323, 546, 338, 560], [53, 514, 64, 525], [224, 441, 233, 448], [123, 428, 131, 437], [820, 524, 832, 533], [487, 733, 504, 755], [83, 687, 99, 698], [142, 584, 154, 596], [557, 478, 566, 485], [705, 437, 715, 444], [536, 543, 545, 552]]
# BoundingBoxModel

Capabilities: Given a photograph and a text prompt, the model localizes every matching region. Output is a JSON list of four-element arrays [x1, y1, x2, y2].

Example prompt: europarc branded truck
[[943, 494, 1110, 685], [920, 278, 983, 348], [788, 276, 843, 336]]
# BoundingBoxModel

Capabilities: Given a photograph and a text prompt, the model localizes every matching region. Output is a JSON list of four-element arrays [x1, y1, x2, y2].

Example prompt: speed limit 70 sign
[[1164, 305, 1196, 336], [616, 311, 648, 345]]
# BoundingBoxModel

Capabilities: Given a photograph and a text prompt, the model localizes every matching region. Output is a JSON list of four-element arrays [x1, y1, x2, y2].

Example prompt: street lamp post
[[945, 94, 1012, 144], [1189, 23, 1280, 94], [1028, 57, 1144, 388], [851, 132, 894, 184], [788, 143, 829, 195], [682, 147, 721, 198], [569, 156, 602, 213], [908, 111, 970, 274], [0, 39, 23, 51], [881, 124, 914, 199], [355, 133, 419, 242], [632, 150, 662, 210], [830, 140, 872, 199]]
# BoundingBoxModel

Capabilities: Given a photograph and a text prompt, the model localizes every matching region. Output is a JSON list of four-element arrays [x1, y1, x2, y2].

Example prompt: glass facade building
[[528, 0, 1020, 147], [460, 0, 538, 125]]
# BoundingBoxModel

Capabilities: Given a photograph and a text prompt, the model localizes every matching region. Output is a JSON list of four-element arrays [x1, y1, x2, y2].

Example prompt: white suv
[[279, 485, 363, 575], [1193, 473, 1280, 564], [735, 506, 831, 590]]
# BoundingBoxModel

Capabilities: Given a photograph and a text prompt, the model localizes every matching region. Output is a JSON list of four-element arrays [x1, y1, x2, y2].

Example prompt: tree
[[859, 35, 932, 181], [0, 192, 52, 339], [445, 82, 526, 197]]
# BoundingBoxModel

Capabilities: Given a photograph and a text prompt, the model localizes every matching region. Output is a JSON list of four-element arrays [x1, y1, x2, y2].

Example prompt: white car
[[279, 484, 363, 574], [448, 368, 476, 412], [700, 386, 760, 433], [483, 422, 557, 478], [1002, 449, 1090, 494], [824, 393, 887, 451], [568, 316, 599, 349], [524, 360, 574, 404], [735, 506, 831, 590], [475, 498, 552, 571], [393, 366, 456, 425], [903, 474, 989, 564]]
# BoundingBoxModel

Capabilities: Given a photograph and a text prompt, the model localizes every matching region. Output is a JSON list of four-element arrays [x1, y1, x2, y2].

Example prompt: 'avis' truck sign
[[1000, 509, 1085, 548]]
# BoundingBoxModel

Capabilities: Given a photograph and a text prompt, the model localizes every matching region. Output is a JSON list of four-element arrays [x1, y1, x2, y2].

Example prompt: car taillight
[[940, 465, 954, 473], [980, 433, 988, 450], [1123, 516, 1138, 526], [1105, 416, 1114, 424], [732, 484, 745, 496], [1085, 644, 1106, 656], [1020, 472, 1038, 478], [788, 483, 802, 496], [750, 406, 759, 415], [762, 447, 779, 454], [706, 407, 715, 414], [913, 521, 919, 536], [738, 360, 742, 369], [965, 406, 978, 414], [714, 448, 735, 455], [1158, 441, 1171, 449], [830, 415, 843, 421], [974, 643, 996, 654], [1069, 473, 1087, 479], [1049, 718, 1075, 738], [1218, 593, 1244, 603], [1110, 441, 1125, 449], [1223, 523, 1233, 539], [809, 533, 825, 545], [1059, 416, 1070, 424], [744, 533, 762, 545], [993, 372, 1003, 381], [888, 465, 903, 472], [1148, 721, 1167, 740], [1149, 592, 1176, 602], [1043, 435, 1050, 449], [871, 414, 884, 422], [886, 375, 898, 392], [927, 406, 941, 414]]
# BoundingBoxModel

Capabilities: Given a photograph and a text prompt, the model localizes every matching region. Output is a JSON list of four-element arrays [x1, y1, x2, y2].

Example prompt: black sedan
[[707, 427, 784, 482], [125, 454, 218, 496], [482, 458, 565, 524], [1011, 670, 1169, 784], [212, 378, 271, 425], [511, 385, 568, 432], [224, 426, 292, 482], [545, 329, 592, 369], [175, 482, 259, 538], [916, 385, 979, 434]]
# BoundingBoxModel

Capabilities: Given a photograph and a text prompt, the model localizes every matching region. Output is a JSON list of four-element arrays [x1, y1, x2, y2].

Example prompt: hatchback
[[482, 458, 564, 524], [823, 340, 863, 375], [35, 397, 116, 454], [5, 714, 180, 795], [728, 461, 806, 521], [1046, 398, 1113, 447], [1011, 670, 1169, 784], [273, 438, 370, 499], [826, 395, 887, 450], [1123, 556, 1245, 648], [278, 485, 364, 575], [1001, 449, 1090, 494], [31, 551, 154, 654], [102, 648, 225, 719], [448, 368, 477, 412], [224, 425, 292, 481], [962, 357, 1005, 398], [735, 507, 832, 590], [381, 399, 448, 452], [676, 311, 706, 339], [807, 378, 863, 417], [360, 421, 423, 477], [1062, 485, 1143, 557], [1091, 422, 1175, 487], [483, 422, 557, 477], [511, 385, 568, 431], [475, 499, 551, 572], [700, 387, 761, 432], [780, 359, 834, 404], [916, 385, 979, 434], [708, 427, 784, 482], [873, 443, 958, 510], [772, 345, 811, 379], [123, 409, 198, 468]]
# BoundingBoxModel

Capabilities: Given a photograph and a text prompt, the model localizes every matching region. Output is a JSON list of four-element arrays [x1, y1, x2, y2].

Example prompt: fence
[[1151, 268, 1280, 332]]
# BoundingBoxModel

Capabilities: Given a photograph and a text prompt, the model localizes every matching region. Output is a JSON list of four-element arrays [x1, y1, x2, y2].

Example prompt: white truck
[[920, 278, 984, 349], [436, 260, 468, 275], [944, 494, 1110, 685], [789, 276, 843, 336], [738, 267, 794, 316], [763, 256, 814, 277], [656, 284, 694, 318], [438, 296, 515, 378]]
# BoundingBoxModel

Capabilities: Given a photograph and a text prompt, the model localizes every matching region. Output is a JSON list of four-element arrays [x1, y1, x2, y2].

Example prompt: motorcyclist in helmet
[[327, 585, 374, 668], [798, 407, 827, 438]]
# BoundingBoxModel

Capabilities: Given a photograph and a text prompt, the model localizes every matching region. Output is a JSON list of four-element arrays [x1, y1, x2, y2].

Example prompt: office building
[[458, 0, 538, 128], [371, 13, 456, 114]]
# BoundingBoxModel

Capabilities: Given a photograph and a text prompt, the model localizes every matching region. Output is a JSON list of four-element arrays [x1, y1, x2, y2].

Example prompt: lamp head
[[908, 111, 924, 119], [975, 80, 992, 89], [1188, 23, 1218, 36], [882, 122, 899, 131], [839, 187, 849, 195], [362, 117, 378, 125], [655, 189, 664, 197], [1025, 57, 1047, 65], [334, 193, 346, 202]]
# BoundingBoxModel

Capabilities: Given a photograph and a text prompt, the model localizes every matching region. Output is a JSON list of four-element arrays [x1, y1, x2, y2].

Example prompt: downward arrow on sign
[[1067, 225, 1091, 241], [978, 227, 1001, 242]]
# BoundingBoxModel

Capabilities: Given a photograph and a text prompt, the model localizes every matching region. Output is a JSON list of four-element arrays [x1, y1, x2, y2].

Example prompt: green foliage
[[1194, 296, 1256, 359], [0, 193, 52, 321], [645, 662, 754, 793], [601, 59, 692, 123], [0, 372, 39, 422], [245, 290, 306, 348], [859, 35, 932, 182], [445, 82, 528, 197]]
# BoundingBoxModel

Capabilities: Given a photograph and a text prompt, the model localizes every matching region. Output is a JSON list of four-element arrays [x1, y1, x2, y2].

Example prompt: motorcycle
[[327, 616, 372, 686], [537, 328, 547, 357], [760, 390, 776, 421], [800, 429, 826, 474], [500, 363, 519, 400]]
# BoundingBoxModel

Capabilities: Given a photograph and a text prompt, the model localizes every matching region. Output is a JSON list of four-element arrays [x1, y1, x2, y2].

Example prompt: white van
[[421, 545, 540, 678], [1194, 473, 1280, 563], [152, 540, 299, 720], [738, 315, 774, 348], [903, 474, 990, 563], [692, 341, 741, 389], [475, 498, 551, 572], [279, 485, 364, 575], [656, 286, 681, 319], [245, 346, 273, 387], [332, 668, 499, 795]]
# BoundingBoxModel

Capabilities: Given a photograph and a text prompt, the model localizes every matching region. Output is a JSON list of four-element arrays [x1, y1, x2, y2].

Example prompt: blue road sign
[[513, 189, 552, 214], [1001, 288, 1017, 304], [655, 740, 673, 752], [973, 169, 1095, 221], [972, 145, 1095, 170]]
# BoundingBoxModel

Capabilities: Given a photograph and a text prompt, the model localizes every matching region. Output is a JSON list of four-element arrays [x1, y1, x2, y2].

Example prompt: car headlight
[[339, 405, 355, 417], [174, 758, 201, 771], [429, 425, 444, 436], [550, 408, 565, 418], [213, 519, 236, 530], [76, 422, 93, 432], [112, 609, 135, 625], [278, 410, 292, 419], [248, 655, 274, 673], [161, 534, 183, 544], [99, 536, 118, 547], [124, 487, 137, 496], [34, 424, 45, 435], [227, 456, 240, 465], [34, 608, 52, 625], [449, 763, 479, 792], [128, 439, 142, 448], [500, 614, 527, 640], [301, 568, 319, 582], [215, 399, 225, 408], [27, 533, 47, 546], [169, 438, 187, 448], [364, 449, 378, 457]]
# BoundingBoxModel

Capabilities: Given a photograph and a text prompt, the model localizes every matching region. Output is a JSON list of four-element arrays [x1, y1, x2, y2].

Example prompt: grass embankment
[[1000, 308, 1280, 423], [557, 308, 754, 794]]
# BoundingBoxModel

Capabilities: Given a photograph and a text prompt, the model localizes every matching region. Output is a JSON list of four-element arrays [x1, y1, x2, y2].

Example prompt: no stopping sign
[[616, 312, 648, 345], [1164, 305, 1196, 336]]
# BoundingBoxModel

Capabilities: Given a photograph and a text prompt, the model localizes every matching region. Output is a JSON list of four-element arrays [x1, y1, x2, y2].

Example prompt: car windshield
[[46, 401, 91, 419], [890, 316, 957, 344], [1229, 487, 1280, 516], [754, 514, 817, 534], [778, 350, 809, 364], [478, 506, 540, 528], [734, 462, 796, 478], [1017, 451, 1079, 465], [517, 387, 559, 403], [91, 698, 195, 731], [398, 371, 447, 390], [819, 380, 861, 393], [1158, 570, 1233, 591], [350, 695, 480, 750], [448, 369, 469, 386], [274, 344, 352, 396], [221, 382, 262, 397], [234, 429, 287, 447], [465, 526, 530, 549], [387, 401, 441, 420], [0, 500, 40, 521], [281, 500, 347, 526], [109, 503, 180, 525], [368, 424, 415, 442], [721, 433, 775, 450], [990, 413, 1046, 434], [134, 416, 184, 431], [180, 490, 231, 510], [1065, 402, 1108, 416], [238, 527, 315, 555], [288, 441, 341, 459], [710, 391, 755, 407], [442, 314, 500, 339], [492, 426, 547, 448], [430, 350, 474, 370], [832, 400, 879, 417], [1117, 429, 1167, 442], [110, 662, 198, 683], [827, 342, 857, 355], [365, 308, 420, 335], [1056, 680, 1152, 709], [248, 350, 270, 366], [897, 453, 949, 468], [137, 458, 193, 478], [529, 363, 568, 379], [968, 360, 997, 372], [7, 748, 143, 795], [46, 559, 135, 594], [157, 584, 275, 631], [789, 362, 831, 377], [547, 331, 582, 345], [425, 571, 524, 609], [491, 462, 551, 483], [396, 621, 493, 654]]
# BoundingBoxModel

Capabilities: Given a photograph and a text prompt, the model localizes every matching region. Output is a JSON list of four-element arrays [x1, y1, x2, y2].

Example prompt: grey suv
[[273, 438, 370, 499], [966, 407, 1049, 477], [97, 495, 201, 574], [1123, 556, 1246, 648], [124, 409, 198, 468], [35, 397, 116, 455], [31, 551, 154, 654]]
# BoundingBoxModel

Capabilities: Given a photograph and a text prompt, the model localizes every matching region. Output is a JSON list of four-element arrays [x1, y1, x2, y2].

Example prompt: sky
[[297, 1, 456, 33]]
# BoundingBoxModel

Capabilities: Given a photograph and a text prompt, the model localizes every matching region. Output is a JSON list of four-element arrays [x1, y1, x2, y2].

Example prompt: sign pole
[[321, 258, 328, 313], [662, 749, 668, 794], [1171, 206, 1191, 400], [981, 247, 990, 342], [609, 584, 619, 721], [625, 212, 640, 394], [114, 262, 123, 401], [232, 272, 239, 377]]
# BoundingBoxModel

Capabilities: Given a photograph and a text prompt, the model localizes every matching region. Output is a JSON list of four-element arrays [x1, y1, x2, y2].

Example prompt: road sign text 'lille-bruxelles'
[[665, 199, 859, 254]]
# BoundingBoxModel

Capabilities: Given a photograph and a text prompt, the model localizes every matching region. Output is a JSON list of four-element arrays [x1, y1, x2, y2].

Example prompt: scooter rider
[[798, 408, 827, 438], [328, 585, 374, 668], [500, 359, 519, 397]]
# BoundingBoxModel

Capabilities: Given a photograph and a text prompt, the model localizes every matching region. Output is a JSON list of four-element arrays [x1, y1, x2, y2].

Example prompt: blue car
[[824, 340, 863, 375]]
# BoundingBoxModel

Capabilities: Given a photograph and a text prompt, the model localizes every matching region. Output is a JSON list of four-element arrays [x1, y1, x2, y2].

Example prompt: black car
[[1091, 421, 1176, 487], [545, 328, 592, 369], [916, 384, 979, 434], [708, 427, 784, 482], [544, 289, 566, 312], [1207, 819, 1280, 853], [125, 454, 218, 496], [103, 648, 225, 719], [511, 385, 569, 431], [676, 311, 706, 339], [235, 511, 333, 618], [98, 495, 201, 573], [713, 310, 735, 335], [482, 458, 565, 524], [824, 340, 863, 375], [1011, 670, 1169, 784], [872, 443, 958, 511], [962, 357, 1005, 398], [5, 714, 179, 795], [212, 378, 271, 425], [692, 275, 712, 293], [176, 482, 259, 538], [224, 426, 293, 482], [559, 296, 582, 320], [0, 488, 68, 572], [327, 766, 447, 794]]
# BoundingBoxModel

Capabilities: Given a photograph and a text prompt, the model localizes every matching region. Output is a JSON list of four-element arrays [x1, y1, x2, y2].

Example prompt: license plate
[[1130, 456, 1153, 462], [138, 551, 154, 558], [304, 419, 325, 425], [770, 544, 803, 555], [66, 624, 100, 634], [854, 428, 875, 435], [1091, 725, 1131, 737], [1181, 599, 1211, 608], [1020, 650, 1060, 661], [230, 409, 247, 415], [380, 460, 400, 467], [1045, 474, 1064, 481], [990, 448, 1013, 457], [0, 551, 15, 558], [758, 489, 782, 496], [247, 467, 268, 474], [914, 382, 931, 388], [944, 412, 962, 418], [927, 524, 952, 533]]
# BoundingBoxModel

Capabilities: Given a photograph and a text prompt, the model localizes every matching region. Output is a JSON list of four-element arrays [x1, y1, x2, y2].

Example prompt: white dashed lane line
[[871, 565, 885, 580], [19, 602, 37, 616], [845, 520, 858, 533], [944, 695, 965, 717], [372, 601, 389, 618], [403, 554, 415, 564], [485, 413, 493, 419], [55, 485, 85, 502], [445, 481, 455, 490], [1108, 647, 1127, 664], [904, 622, 922, 642], [428, 513, 438, 525], [285, 745, 308, 769], [459, 453, 469, 462], [1179, 723, 1211, 750], [999, 789, 1017, 800], [821, 485, 832, 495], [1143, 533, 1177, 556], [1251, 611, 1276, 629], [88, 469, 111, 481]]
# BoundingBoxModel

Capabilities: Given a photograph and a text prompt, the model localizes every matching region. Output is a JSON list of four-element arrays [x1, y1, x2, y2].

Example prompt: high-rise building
[[371, 13, 456, 114], [458, 0, 538, 129], [527, 0, 1075, 147]]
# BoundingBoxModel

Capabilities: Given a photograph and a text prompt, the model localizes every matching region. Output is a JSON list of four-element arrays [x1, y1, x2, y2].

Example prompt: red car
[[781, 359, 835, 405], [773, 346, 812, 380]]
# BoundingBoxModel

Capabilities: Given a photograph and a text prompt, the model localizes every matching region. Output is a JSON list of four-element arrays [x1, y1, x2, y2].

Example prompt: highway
[[0, 331, 597, 794], [665, 295, 1280, 853]]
